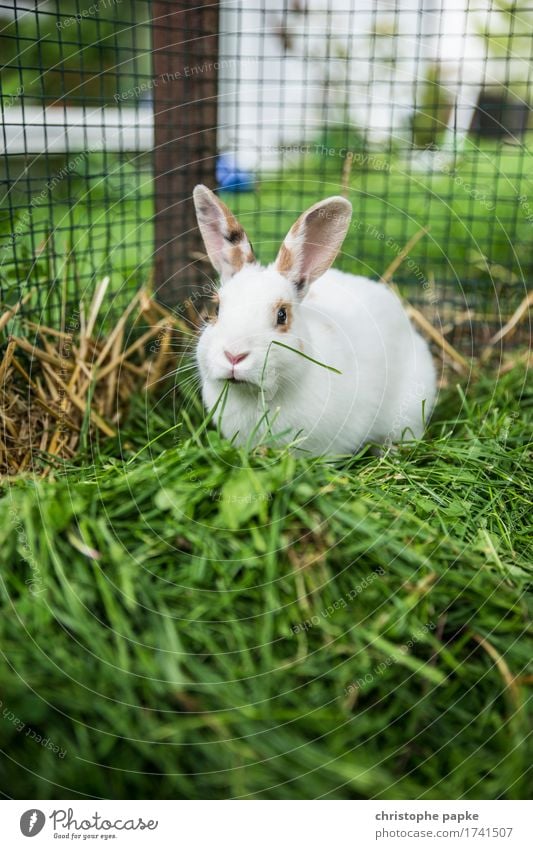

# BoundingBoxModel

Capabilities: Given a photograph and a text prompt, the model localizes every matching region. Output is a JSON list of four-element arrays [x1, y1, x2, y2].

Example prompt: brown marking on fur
[[221, 204, 245, 240], [276, 244, 294, 275], [225, 225, 245, 244], [219, 202, 255, 267], [229, 245, 247, 272], [199, 189, 255, 273], [275, 215, 306, 278], [274, 299, 292, 332]]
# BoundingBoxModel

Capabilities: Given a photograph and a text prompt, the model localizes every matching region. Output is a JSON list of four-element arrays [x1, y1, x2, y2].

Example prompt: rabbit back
[[274, 270, 437, 452]]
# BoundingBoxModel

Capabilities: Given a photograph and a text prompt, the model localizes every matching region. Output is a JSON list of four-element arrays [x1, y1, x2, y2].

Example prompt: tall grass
[[0, 363, 530, 799]]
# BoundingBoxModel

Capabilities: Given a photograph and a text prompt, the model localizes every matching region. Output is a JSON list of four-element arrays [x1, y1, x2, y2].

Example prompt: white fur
[[194, 190, 437, 455]]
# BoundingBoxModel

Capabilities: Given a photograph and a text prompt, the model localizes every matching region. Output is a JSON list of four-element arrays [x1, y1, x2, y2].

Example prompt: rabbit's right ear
[[193, 185, 255, 282]]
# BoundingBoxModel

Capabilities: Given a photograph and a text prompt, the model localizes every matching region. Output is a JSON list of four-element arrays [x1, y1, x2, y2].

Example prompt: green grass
[[0, 363, 531, 799], [2, 136, 533, 325], [0, 153, 153, 327]]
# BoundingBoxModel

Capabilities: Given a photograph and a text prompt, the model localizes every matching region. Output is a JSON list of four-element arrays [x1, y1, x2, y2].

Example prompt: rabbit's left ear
[[193, 184, 255, 282], [275, 197, 352, 296]]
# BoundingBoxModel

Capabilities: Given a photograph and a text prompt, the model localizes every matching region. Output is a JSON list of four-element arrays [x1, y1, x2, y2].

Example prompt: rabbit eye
[[276, 307, 287, 326]]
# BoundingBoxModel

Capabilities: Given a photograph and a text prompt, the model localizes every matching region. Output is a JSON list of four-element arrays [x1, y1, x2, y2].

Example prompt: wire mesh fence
[[0, 0, 153, 327], [0, 0, 532, 347]]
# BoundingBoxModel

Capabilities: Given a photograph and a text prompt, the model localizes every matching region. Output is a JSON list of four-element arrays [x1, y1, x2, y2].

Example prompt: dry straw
[[0, 280, 194, 477]]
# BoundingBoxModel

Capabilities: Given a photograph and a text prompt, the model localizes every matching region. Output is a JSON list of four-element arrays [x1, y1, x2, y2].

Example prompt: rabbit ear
[[193, 184, 255, 282], [275, 196, 352, 296]]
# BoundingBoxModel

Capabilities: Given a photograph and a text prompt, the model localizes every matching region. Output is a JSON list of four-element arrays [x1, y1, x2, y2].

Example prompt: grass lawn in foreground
[[0, 361, 531, 799]]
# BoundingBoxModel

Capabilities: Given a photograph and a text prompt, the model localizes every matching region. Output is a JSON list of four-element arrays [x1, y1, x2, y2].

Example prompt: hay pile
[[0, 278, 195, 476]]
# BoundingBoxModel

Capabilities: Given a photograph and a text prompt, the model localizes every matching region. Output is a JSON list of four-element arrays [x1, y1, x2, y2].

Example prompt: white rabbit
[[193, 184, 436, 455]]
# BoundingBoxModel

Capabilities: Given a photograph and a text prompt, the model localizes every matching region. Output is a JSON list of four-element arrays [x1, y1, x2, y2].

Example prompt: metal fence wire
[[0, 0, 532, 348]]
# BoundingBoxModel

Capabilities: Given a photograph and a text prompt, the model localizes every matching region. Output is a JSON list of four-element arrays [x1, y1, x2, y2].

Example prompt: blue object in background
[[216, 154, 254, 192]]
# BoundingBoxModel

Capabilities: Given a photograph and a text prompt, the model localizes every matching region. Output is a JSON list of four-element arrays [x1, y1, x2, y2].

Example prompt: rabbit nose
[[224, 350, 249, 366]]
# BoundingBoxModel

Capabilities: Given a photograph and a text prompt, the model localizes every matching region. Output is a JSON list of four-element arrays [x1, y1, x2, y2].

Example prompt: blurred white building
[[1, 0, 528, 168], [218, 0, 528, 169]]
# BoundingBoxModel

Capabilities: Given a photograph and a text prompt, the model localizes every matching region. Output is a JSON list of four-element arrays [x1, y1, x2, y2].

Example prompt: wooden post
[[153, 1, 219, 308]]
